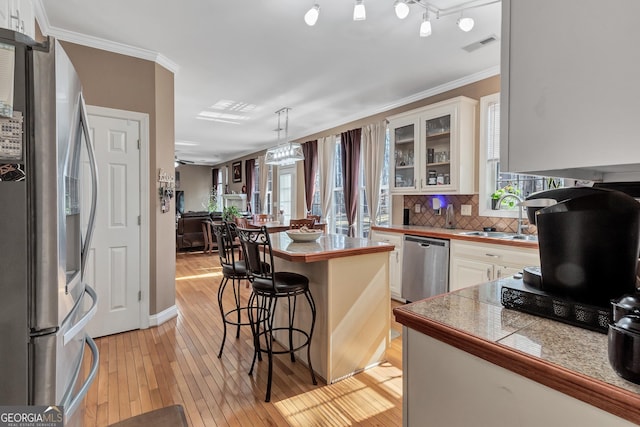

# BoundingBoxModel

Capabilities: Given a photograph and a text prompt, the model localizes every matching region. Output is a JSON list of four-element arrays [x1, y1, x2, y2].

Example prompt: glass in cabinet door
[[393, 123, 415, 189], [423, 114, 451, 188]]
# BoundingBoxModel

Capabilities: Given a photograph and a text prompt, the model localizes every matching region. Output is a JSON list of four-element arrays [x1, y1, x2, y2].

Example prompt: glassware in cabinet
[[388, 96, 476, 194], [423, 114, 452, 188], [393, 123, 416, 189]]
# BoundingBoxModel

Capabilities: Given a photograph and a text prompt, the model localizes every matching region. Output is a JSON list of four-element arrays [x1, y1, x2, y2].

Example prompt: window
[[377, 131, 391, 226], [332, 138, 348, 234], [253, 161, 260, 213], [278, 165, 295, 223], [331, 130, 391, 237], [310, 169, 322, 217], [479, 93, 566, 218]]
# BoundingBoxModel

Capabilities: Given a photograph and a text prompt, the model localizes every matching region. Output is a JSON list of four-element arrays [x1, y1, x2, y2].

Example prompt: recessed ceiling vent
[[462, 34, 498, 53]]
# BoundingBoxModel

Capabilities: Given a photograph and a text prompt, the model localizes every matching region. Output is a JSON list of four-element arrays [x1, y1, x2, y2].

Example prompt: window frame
[[480, 93, 568, 218], [479, 93, 515, 218]]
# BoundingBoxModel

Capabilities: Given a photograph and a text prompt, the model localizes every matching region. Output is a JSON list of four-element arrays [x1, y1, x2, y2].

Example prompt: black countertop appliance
[[524, 187, 640, 308]]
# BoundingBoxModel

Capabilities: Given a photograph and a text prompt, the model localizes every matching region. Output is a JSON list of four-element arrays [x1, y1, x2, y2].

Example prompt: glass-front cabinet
[[388, 96, 477, 194]]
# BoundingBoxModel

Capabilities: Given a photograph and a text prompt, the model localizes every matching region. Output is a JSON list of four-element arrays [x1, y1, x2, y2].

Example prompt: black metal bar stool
[[211, 221, 251, 358], [235, 225, 318, 402]]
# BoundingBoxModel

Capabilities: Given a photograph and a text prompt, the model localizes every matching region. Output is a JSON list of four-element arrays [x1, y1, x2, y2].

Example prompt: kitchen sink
[[458, 231, 538, 242], [511, 234, 538, 241], [458, 231, 513, 238]]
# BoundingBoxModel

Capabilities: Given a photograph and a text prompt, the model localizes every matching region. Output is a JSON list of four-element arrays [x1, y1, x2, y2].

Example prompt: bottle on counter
[[445, 204, 455, 229]]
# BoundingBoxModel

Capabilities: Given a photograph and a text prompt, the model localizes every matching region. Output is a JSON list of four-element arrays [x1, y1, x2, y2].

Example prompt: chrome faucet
[[496, 193, 527, 235]]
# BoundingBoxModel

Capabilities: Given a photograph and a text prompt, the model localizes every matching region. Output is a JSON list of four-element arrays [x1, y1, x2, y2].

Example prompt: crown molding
[[33, 0, 179, 73], [295, 65, 500, 140]]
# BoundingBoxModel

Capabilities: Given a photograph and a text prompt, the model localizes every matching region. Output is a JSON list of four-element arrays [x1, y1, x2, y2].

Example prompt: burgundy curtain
[[212, 168, 219, 189], [245, 158, 255, 212], [302, 140, 318, 214], [340, 129, 361, 237]]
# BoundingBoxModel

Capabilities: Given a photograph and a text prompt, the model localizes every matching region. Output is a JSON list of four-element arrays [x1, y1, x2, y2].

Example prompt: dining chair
[[234, 216, 249, 228], [254, 214, 270, 223], [235, 225, 317, 402], [306, 214, 321, 223], [289, 218, 315, 229], [201, 219, 215, 254]]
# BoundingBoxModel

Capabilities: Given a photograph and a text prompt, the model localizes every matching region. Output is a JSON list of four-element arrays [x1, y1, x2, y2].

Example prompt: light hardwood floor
[[82, 250, 404, 426]]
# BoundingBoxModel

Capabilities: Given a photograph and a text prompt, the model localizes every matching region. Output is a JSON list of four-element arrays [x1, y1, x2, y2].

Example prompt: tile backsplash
[[403, 194, 536, 234]]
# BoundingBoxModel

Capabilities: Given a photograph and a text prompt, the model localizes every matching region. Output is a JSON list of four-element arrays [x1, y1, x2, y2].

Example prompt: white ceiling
[[37, 0, 502, 165]]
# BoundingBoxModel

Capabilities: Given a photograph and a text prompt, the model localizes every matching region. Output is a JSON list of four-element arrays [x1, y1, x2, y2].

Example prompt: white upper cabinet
[[388, 96, 477, 194], [0, 0, 35, 40], [501, 0, 640, 182]]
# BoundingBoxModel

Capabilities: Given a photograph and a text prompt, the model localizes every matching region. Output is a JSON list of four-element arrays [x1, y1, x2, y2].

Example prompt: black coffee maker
[[522, 187, 640, 308]]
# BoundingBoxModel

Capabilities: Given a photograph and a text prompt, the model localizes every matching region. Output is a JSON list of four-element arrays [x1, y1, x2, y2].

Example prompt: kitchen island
[[269, 232, 394, 384], [394, 277, 640, 426]]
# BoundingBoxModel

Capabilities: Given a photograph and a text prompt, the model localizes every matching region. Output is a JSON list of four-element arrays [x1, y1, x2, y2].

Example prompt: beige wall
[[177, 164, 213, 212], [61, 41, 176, 316]]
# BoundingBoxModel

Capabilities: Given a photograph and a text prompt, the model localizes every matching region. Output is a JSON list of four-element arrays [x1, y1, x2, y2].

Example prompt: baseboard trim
[[149, 305, 178, 327]]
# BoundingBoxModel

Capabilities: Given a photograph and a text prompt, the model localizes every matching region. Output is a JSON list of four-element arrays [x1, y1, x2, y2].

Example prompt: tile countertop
[[394, 278, 640, 425], [269, 232, 394, 263], [371, 224, 538, 249]]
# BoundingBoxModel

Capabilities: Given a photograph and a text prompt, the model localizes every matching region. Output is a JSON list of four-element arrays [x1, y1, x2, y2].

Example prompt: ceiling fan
[[174, 156, 194, 167]]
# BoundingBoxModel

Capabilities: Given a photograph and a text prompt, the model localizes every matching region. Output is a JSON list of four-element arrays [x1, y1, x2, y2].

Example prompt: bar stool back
[[235, 226, 318, 402], [211, 222, 251, 358]]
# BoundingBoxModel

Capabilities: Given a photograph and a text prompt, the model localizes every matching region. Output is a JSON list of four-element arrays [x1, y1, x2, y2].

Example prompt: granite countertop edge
[[372, 224, 538, 248], [393, 282, 640, 425]]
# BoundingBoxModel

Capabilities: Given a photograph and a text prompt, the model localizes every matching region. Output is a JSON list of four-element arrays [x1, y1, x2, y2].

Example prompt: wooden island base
[[268, 233, 393, 384]]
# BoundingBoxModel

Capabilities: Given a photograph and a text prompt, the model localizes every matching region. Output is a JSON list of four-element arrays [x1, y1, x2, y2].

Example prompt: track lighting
[[394, 0, 410, 20], [300, 0, 496, 36], [419, 12, 432, 37], [304, 4, 320, 26], [353, 0, 366, 21], [457, 13, 474, 32]]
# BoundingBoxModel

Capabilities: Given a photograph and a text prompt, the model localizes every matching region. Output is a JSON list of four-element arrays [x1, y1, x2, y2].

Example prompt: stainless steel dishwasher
[[401, 235, 450, 302]]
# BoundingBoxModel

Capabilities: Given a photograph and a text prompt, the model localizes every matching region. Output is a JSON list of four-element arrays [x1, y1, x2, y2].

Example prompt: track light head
[[394, 0, 410, 20], [353, 0, 366, 21], [304, 4, 320, 26], [457, 15, 474, 32], [420, 12, 432, 37]]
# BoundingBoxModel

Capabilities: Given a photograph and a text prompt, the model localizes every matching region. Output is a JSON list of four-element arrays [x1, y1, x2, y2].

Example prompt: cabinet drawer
[[451, 240, 539, 268], [370, 230, 403, 248]]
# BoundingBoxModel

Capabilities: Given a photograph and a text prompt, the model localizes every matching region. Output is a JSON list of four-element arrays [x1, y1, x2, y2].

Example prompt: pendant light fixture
[[265, 108, 305, 166]]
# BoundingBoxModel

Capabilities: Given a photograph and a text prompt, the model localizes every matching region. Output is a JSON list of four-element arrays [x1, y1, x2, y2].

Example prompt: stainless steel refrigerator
[[0, 29, 99, 425]]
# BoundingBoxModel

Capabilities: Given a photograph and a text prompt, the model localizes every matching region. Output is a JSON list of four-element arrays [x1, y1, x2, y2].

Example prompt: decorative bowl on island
[[285, 228, 322, 242]]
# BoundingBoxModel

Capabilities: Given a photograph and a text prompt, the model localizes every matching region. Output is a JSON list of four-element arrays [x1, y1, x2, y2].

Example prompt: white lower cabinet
[[403, 328, 635, 427], [449, 240, 539, 291], [370, 230, 403, 300]]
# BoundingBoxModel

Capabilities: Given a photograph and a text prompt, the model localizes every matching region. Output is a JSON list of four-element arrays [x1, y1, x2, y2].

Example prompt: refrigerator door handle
[[79, 92, 98, 275], [62, 334, 99, 418], [63, 285, 98, 346]]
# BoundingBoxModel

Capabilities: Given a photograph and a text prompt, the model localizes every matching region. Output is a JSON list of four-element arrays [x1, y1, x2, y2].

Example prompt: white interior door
[[278, 165, 296, 223], [82, 111, 142, 338]]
